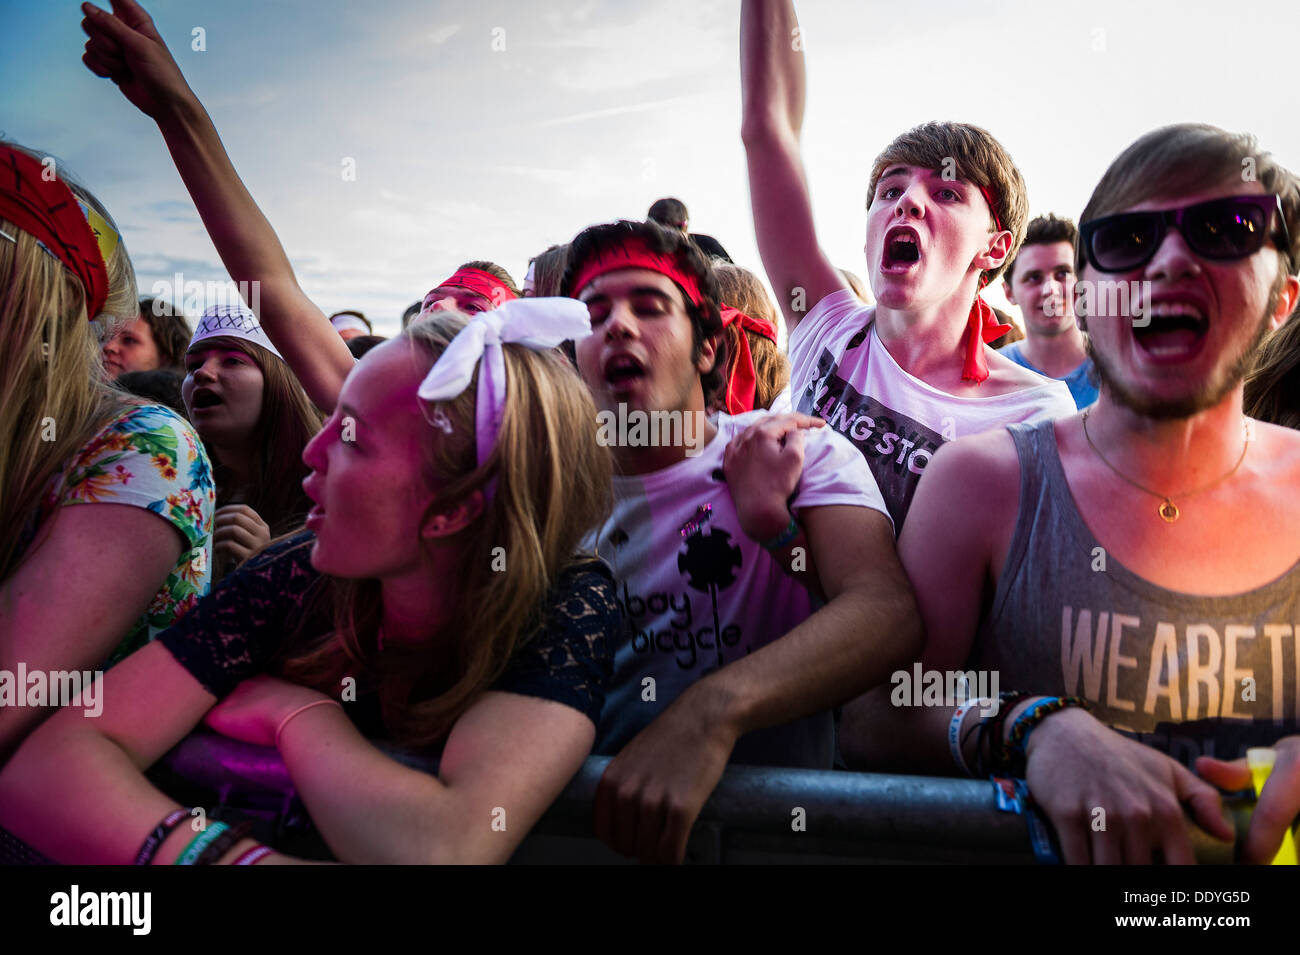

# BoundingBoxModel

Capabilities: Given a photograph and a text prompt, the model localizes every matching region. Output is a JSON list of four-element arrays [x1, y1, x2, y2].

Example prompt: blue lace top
[[157, 532, 619, 737]]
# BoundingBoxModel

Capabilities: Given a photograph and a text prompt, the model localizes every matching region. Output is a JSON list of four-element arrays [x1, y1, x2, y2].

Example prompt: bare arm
[[0, 642, 265, 864], [0, 504, 181, 762], [839, 435, 1009, 771], [595, 503, 920, 862], [740, 0, 846, 332], [81, 0, 354, 411], [279, 692, 595, 864]]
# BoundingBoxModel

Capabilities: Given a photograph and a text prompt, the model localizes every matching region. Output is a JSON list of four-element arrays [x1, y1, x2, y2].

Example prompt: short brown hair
[[1076, 124, 1300, 279], [456, 260, 521, 299], [1004, 214, 1078, 286], [866, 122, 1029, 282]]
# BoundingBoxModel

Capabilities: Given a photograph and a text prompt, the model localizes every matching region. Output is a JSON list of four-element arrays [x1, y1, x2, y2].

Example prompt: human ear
[[1269, 274, 1300, 332], [974, 229, 1014, 274], [422, 488, 486, 539]]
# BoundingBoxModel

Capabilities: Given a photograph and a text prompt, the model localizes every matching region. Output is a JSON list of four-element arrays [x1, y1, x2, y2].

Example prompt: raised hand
[[80, 0, 194, 120]]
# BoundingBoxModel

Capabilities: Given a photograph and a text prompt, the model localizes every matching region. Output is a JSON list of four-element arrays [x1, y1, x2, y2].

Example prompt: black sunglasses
[[1080, 194, 1290, 273]]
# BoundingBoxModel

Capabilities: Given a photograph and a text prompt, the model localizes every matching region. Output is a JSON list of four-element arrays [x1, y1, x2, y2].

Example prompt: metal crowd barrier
[[145, 730, 1246, 865]]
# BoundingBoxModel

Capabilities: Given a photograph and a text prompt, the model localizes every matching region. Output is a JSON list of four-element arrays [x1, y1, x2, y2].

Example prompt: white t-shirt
[[592, 409, 891, 768], [789, 289, 1075, 530]]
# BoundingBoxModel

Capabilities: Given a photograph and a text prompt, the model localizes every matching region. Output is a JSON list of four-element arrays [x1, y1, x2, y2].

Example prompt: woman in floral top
[[32, 402, 215, 664], [0, 142, 214, 761]]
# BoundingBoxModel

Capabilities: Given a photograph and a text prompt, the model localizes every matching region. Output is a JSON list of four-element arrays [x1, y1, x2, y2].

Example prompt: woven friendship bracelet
[[1006, 696, 1091, 766]]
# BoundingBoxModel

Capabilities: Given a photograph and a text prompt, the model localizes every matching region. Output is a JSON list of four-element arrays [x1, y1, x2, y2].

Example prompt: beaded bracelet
[[1004, 696, 1090, 775], [174, 821, 229, 865], [134, 807, 193, 866], [192, 821, 253, 866]]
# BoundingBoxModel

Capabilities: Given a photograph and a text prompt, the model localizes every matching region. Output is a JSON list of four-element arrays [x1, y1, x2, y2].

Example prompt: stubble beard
[[1088, 285, 1281, 421]]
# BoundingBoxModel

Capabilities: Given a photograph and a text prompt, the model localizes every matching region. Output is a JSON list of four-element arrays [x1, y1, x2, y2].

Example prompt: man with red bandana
[[420, 261, 521, 317], [741, 0, 1073, 531], [563, 219, 921, 863]]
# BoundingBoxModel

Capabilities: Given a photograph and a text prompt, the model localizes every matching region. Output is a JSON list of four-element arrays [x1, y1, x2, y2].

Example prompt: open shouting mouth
[[881, 225, 922, 273], [1132, 300, 1209, 362]]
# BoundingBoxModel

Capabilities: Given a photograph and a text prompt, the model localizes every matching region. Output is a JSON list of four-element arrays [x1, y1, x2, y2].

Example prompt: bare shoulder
[[910, 427, 1021, 537], [982, 347, 1058, 393]]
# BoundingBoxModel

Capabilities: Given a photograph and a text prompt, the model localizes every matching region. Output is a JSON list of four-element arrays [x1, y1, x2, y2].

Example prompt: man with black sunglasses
[[841, 123, 1300, 865]]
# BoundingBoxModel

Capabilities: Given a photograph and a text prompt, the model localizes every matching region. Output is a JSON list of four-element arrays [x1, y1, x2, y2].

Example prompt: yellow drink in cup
[[1246, 748, 1298, 866]]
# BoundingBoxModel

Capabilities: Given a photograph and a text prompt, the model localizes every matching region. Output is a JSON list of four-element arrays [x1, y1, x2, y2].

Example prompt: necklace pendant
[[1158, 499, 1179, 523]]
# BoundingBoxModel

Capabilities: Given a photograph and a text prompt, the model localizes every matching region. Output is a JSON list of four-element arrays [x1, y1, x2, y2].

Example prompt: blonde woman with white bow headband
[[0, 300, 623, 864]]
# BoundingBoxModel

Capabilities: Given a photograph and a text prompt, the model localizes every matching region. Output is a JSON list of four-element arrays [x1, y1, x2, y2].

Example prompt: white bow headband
[[416, 296, 592, 478]]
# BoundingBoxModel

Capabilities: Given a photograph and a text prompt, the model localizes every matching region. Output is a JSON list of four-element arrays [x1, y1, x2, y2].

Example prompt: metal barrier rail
[[153, 731, 1247, 865]]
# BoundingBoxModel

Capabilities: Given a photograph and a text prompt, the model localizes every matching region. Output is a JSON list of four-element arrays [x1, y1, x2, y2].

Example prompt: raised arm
[[740, 0, 846, 332], [80, 0, 354, 412]]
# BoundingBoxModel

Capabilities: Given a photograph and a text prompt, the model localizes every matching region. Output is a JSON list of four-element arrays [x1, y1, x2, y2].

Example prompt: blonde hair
[[0, 206, 135, 581], [278, 311, 614, 747], [712, 264, 790, 410]]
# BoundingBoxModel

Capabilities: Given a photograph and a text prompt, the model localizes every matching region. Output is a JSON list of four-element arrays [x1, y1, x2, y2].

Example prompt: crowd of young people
[[0, 0, 1296, 866]]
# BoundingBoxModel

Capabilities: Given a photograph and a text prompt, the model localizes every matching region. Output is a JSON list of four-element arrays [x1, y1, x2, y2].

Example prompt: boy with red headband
[[741, 0, 1074, 529], [563, 219, 920, 863]]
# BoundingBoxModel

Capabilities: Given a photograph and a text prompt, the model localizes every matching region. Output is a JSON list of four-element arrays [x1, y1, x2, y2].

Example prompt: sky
[[3, 0, 1298, 337]]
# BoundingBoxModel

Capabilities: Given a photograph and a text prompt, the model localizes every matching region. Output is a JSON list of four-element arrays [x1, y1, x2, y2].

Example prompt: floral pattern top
[[22, 403, 216, 666]]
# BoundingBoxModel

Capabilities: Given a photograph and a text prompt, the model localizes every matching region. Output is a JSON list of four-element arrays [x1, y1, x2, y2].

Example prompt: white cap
[[330, 313, 370, 336], [190, 303, 283, 360]]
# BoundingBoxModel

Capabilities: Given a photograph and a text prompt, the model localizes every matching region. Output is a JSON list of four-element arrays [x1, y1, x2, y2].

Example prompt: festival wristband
[[133, 808, 192, 866], [275, 699, 344, 750], [173, 821, 230, 865], [192, 821, 253, 867], [232, 845, 274, 866], [947, 698, 993, 777], [759, 514, 799, 551]]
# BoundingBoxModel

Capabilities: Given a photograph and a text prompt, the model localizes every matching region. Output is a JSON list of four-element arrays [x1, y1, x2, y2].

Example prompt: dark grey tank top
[[973, 419, 1300, 766]]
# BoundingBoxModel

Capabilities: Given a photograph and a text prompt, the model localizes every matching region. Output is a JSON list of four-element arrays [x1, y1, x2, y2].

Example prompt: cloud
[[427, 24, 462, 45]]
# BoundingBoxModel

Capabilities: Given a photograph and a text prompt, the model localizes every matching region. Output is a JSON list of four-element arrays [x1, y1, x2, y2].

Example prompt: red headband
[[0, 146, 109, 320], [568, 236, 705, 307], [435, 267, 518, 308], [962, 185, 1011, 383], [720, 305, 778, 414]]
